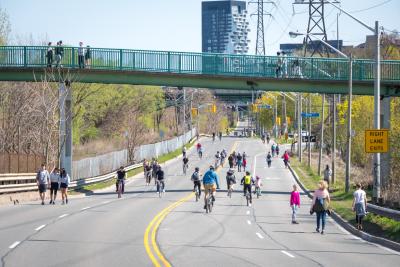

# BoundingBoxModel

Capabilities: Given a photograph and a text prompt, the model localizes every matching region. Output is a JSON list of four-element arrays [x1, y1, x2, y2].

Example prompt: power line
[[349, 0, 393, 13]]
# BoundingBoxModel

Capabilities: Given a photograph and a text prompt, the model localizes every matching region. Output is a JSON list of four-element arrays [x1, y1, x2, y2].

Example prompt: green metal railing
[[0, 45, 399, 82]]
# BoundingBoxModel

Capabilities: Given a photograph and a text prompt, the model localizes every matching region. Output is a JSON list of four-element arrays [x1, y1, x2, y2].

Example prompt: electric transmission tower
[[293, 0, 340, 57], [250, 1, 273, 56]]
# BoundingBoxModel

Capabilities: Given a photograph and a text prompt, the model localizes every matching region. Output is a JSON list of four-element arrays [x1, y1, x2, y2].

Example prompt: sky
[[1, 0, 399, 56]]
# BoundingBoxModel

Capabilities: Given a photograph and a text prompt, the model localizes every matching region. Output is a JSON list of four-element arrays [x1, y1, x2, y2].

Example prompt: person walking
[[60, 168, 70, 204], [276, 145, 280, 157], [85, 45, 91, 68], [242, 157, 247, 172], [311, 180, 331, 234], [55, 41, 64, 68], [276, 52, 283, 78], [266, 152, 272, 168], [323, 165, 332, 187], [36, 163, 50, 205], [49, 167, 60, 204], [78, 42, 85, 69], [46, 42, 53, 68], [282, 151, 290, 168], [352, 183, 367, 230], [290, 184, 301, 224], [271, 143, 276, 157], [228, 154, 234, 169]]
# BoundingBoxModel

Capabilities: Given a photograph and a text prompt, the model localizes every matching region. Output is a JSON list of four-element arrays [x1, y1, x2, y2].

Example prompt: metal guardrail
[[0, 163, 141, 194], [0, 45, 399, 82], [366, 203, 400, 222]]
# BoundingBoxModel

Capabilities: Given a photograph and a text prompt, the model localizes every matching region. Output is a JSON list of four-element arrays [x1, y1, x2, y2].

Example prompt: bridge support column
[[59, 81, 73, 179], [381, 96, 391, 188]]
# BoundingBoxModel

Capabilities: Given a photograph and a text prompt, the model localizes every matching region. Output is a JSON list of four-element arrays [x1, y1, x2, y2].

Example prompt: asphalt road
[[0, 125, 399, 266]]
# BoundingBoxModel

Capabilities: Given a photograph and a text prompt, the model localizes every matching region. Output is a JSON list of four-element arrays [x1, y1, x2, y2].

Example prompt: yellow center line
[[144, 140, 238, 266]]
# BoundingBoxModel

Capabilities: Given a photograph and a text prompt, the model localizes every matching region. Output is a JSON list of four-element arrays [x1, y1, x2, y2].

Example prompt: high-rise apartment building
[[202, 1, 250, 54]]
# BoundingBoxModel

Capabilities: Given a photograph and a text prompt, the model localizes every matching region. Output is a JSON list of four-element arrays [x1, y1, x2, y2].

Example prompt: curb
[[288, 164, 400, 252]]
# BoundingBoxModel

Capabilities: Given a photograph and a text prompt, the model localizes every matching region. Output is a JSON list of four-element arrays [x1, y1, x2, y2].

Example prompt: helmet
[[228, 168, 234, 172], [245, 171, 250, 175], [209, 165, 215, 170], [195, 167, 199, 171]]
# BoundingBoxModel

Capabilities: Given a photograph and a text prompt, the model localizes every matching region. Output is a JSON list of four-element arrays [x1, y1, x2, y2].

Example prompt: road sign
[[258, 104, 271, 109], [365, 129, 389, 153], [301, 112, 320, 118], [302, 135, 317, 142]]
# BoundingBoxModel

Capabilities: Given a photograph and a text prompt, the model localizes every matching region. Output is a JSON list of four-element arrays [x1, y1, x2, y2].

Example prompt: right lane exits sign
[[365, 129, 389, 153]]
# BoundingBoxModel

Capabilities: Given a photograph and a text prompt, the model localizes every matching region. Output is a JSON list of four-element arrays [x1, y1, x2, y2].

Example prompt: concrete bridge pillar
[[59, 81, 73, 179]]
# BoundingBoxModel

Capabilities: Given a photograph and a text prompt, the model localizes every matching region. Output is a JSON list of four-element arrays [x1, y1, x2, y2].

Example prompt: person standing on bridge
[[78, 42, 85, 69], [311, 180, 331, 234], [36, 163, 50, 205], [46, 42, 53, 68], [55, 41, 64, 68], [85, 45, 91, 68]]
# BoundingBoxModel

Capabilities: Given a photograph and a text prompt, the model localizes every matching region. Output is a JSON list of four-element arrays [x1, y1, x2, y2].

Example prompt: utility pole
[[298, 94, 302, 162], [373, 20, 381, 201], [183, 87, 186, 135], [332, 94, 337, 184], [318, 94, 325, 176], [308, 96, 312, 168], [274, 96, 278, 139], [283, 94, 287, 134]]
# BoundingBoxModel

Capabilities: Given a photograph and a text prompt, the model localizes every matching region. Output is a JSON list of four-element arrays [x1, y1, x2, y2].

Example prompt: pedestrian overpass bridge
[[0, 46, 399, 96]]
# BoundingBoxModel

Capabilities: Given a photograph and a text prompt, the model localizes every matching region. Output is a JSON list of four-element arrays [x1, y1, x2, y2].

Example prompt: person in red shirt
[[282, 151, 290, 168]]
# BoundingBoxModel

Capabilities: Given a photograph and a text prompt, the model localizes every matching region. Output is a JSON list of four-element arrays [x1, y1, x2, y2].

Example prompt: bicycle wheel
[[195, 191, 199, 202], [208, 200, 213, 213], [246, 195, 249, 206]]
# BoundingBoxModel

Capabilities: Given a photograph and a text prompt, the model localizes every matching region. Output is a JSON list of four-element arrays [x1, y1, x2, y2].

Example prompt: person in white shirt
[[323, 165, 332, 186], [36, 163, 50, 205], [49, 167, 61, 205], [352, 183, 367, 230]]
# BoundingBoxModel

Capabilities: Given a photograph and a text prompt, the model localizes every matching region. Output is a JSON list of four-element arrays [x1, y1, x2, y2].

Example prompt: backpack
[[191, 172, 199, 181], [313, 198, 329, 212]]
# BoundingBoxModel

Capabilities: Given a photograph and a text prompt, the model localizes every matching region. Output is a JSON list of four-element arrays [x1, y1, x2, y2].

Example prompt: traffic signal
[[191, 108, 198, 117]]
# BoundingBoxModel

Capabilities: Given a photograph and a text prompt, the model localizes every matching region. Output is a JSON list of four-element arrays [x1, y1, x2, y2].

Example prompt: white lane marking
[[256, 232, 264, 239], [102, 201, 110, 204], [281, 250, 295, 258], [35, 224, 46, 231], [246, 210, 250, 215], [81, 207, 90, 211], [9, 241, 20, 249], [58, 214, 69, 219], [247, 220, 252, 225]]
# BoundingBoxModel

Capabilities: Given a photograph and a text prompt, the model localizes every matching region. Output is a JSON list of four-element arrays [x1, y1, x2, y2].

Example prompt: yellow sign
[[191, 108, 198, 117], [365, 129, 389, 153]]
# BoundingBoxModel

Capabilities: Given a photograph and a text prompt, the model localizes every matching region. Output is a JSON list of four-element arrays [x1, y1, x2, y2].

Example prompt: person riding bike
[[191, 167, 202, 197], [196, 143, 202, 152], [220, 149, 227, 166], [266, 133, 271, 144], [198, 146, 203, 159], [241, 171, 254, 206], [214, 151, 221, 168], [271, 144, 276, 157], [182, 146, 187, 158], [156, 165, 165, 193], [202, 165, 220, 209], [261, 133, 266, 144], [145, 163, 152, 186], [116, 166, 126, 197], [236, 153, 243, 172], [226, 168, 236, 195], [266, 152, 272, 168], [183, 156, 189, 174]]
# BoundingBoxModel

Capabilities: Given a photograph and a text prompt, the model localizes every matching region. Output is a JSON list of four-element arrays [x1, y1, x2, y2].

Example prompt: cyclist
[[266, 133, 271, 144], [261, 133, 266, 144], [198, 146, 203, 159], [196, 143, 202, 153], [276, 144, 280, 157], [156, 165, 165, 194], [266, 151, 272, 168], [241, 171, 254, 207], [218, 131, 222, 141], [220, 149, 227, 167], [228, 153, 234, 169], [145, 162, 152, 186], [182, 146, 187, 158], [116, 166, 126, 198], [214, 151, 221, 168], [183, 156, 189, 174], [202, 165, 220, 209], [236, 153, 243, 172], [212, 132, 216, 142], [151, 159, 159, 183], [191, 167, 202, 197], [226, 168, 236, 196]]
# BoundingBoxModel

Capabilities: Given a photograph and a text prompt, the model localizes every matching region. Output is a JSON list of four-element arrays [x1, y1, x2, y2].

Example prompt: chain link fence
[[72, 129, 195, 180]]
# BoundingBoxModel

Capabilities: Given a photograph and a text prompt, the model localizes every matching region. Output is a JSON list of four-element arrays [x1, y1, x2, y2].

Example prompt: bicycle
[[205, 188, 213, 213], [227, 184, 234, 198], [245, 190, 251, 206], [195, 184, 200, 202], [214, 158, 220, 169], [117, 179, 124, 198], [156, 180, 165, 198]]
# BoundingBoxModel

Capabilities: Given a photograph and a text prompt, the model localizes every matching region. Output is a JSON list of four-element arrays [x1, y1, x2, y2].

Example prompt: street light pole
[[373, 21, 381, 201], [345, 54, 353, 193], [298, 94, 302, 162]]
